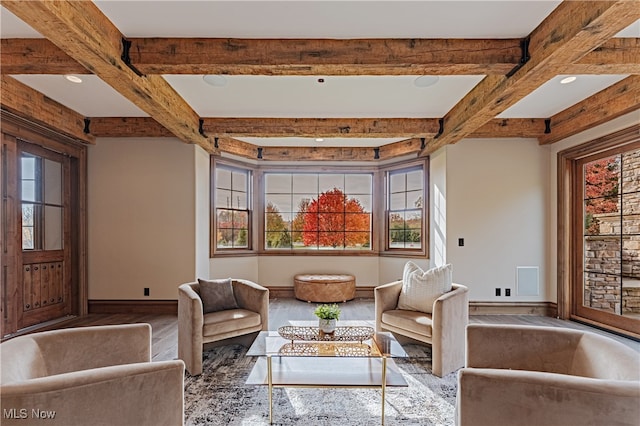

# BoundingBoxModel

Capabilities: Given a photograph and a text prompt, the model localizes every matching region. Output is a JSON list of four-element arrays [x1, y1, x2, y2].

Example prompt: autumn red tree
[[302, 188, 370, 248], [584, 156, 619, 234]]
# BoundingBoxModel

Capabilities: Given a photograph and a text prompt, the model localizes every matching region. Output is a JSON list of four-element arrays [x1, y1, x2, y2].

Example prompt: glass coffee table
[[246, 321, 408, 425]]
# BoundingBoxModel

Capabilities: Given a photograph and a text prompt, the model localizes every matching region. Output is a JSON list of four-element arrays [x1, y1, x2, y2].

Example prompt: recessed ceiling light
[[315, 138, 324, 142], [414, 75, 439, 88], [64, 75, 83, 83], [203, 75, 227, 87], [560, 76, 577, 84]]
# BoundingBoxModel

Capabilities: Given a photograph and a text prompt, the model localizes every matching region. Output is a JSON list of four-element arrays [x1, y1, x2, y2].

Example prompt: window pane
[[390, 173, 405, 193], [386, 165, 425, 251], [350, 194, 371, 212], [584, 155, 619, 200], [265, 194, 292, 213], [21, 156, 36, 179], [407, 190, 423, 209], [22, 181, 36, 202], [44, 159, 62, 205], [216, 188, 232, 209], [232, 229, 249, 248], [345, 232, 370, 249], [44, 205, 63, 250], [232, 171, 247, 192], [390, 192, 405, 210], [293, 174, 317, 193], [584, 198, 619, 235], [263, 172, 372, 251], [233, 192, 247, 210], [584, 272, 621, 314], [406, 170, 423, 191], [265, 174, 291, 193], [319, 174, 343, 192], [345, 174, 371, 194], [216, 168, 231, 190]]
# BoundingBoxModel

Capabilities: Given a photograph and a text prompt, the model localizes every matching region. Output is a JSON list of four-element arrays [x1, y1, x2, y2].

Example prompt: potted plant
[[314, 303, 341, 334]]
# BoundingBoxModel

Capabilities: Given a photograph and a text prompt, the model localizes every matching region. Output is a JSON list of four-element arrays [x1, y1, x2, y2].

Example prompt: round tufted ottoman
[[293, 274, 356, 303]]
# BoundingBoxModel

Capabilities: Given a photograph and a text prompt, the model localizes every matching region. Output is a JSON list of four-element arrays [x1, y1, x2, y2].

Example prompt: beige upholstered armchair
[[178, 278, 269, 375], [375, 280, 469, 377], [0, 323, 185, 426], [456, 324, 640, 426]]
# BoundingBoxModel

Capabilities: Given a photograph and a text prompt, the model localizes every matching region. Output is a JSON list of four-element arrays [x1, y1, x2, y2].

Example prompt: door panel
[[17, 142, 71, 329]]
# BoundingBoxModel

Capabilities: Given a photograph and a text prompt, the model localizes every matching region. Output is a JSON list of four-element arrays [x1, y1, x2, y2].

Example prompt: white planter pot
[[318, 318, 337, 333]]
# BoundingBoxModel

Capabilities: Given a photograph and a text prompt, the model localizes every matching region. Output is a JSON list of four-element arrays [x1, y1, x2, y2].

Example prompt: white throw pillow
[[397, 262, 452, 314]]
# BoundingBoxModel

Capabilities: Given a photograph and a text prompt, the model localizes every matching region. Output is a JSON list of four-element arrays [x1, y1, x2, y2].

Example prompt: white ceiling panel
[[94, 1, 561, 39], [10, 75, 149, 117], [164, 74, 485, 118], [499, 74, 629, 118]]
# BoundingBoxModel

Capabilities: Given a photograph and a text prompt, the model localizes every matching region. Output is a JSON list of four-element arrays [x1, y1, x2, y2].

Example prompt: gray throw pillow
[[198, 278, 239, 313]]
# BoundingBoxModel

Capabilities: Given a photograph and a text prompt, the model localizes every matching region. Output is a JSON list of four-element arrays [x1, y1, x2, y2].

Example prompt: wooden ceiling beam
[[469, 118, 546, 138], [419, 0, 640, 156], [1, 75, 94, 144], [130, 38, 521, 76], [539, 75, 640, 145], [202, 117, 439, 138], [3, 36, 636, 76], [0, 38, 88, 75], [1, 1, 214, 153], [90, 117, 173, 138], [569, 38, 640, 74]]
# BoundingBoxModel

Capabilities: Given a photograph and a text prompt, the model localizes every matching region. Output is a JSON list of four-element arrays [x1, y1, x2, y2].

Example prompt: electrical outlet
[[495, 288, 501, 297], [505, 288, 511, 297], [144, 288, 150, 296]]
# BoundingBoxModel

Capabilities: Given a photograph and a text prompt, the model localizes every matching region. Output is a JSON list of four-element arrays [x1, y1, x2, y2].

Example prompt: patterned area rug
[[184, 344, 457, 426]]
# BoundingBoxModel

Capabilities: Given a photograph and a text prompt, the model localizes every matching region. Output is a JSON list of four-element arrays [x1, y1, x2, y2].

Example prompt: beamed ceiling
[[1, 1, 639, 161]]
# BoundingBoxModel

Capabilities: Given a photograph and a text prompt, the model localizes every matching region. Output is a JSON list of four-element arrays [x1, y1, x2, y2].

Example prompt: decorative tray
[[277, 325, 374, 343]]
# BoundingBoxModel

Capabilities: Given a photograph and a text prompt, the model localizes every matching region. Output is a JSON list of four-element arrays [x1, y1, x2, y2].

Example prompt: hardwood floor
[[41, 297, 640, 361]]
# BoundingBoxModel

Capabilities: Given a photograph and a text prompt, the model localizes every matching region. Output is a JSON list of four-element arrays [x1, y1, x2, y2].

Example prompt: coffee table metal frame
[[247, 325, 407, 425]]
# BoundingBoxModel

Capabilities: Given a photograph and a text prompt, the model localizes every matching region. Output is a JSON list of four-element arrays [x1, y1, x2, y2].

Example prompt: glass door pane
[[583, 148, 640, 320]]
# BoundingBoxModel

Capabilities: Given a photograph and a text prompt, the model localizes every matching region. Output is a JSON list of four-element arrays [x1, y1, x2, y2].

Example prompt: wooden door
[[16, 141, 72, 329]]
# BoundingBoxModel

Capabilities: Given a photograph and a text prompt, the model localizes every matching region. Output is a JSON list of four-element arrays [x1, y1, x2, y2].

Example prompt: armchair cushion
[[198, 278, 238, 313], [398, 262, 452, 314], [203, 309, 262, 336], [381, 309, 433, 338]]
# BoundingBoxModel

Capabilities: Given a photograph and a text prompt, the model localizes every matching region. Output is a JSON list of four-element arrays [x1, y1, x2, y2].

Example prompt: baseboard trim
[[87, 297, 557, 317], [469, 301, 557, 317], [88, 300, 178, 315]]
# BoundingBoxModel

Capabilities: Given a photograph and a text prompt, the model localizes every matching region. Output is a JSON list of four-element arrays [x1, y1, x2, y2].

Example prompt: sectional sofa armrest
[[178, 283, 204, 372], [1, 360, 185, 426], [456, 368, 640, 426], [34, 324, 152, 376], [232, 279, 269, 331], [431, 283, 468, 377], [465, 324, 583, 373], [374, 280, 402, 332]]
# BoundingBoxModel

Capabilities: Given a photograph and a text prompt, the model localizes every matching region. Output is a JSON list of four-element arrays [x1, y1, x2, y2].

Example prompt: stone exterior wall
[[584, 149, 640, 314]]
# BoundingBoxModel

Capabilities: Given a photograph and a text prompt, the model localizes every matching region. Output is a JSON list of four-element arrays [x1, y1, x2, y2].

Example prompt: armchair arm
[[374, 280, 402, 332], [431, 283, 468, 377], [178, 283, 204, 374], [457, 368, 640, 426], [465, 324, 583, 373], [33, 324, 152, 376], [0, 360, 185, 426], [232, 279, 269, 331]]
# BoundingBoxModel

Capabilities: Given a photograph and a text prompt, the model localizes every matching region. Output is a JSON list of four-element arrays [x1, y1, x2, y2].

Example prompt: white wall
[[88, 137, 197, 299], [445, 138, 549, 301]]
